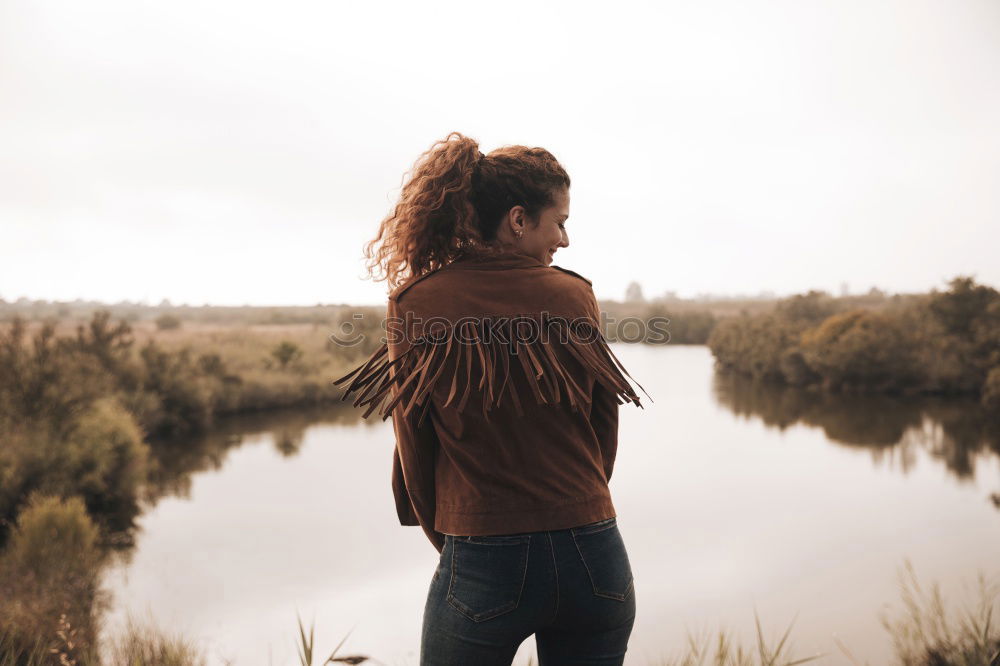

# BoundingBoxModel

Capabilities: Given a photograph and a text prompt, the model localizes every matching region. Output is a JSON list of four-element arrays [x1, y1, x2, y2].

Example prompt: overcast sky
[[2, 0, 998, 306]]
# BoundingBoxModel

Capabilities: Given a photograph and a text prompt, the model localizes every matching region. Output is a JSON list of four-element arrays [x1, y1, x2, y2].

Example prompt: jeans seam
[[516, 536, 531, 614], [448, 536, 457, 611], [446, 536, 531, 622], [571, 517, 617, 537], [572, 529, 631, 602], [546, 532, 559, 625], [571, 530, 598, 598]]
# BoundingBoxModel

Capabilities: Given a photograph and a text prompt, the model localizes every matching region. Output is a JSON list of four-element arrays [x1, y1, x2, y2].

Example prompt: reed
[[102, 611, 206, 666], [0, 629, 47, 666], [877, 559, 1000, 666], [654, 610, 822, 666], [3, 569, 998, 666], [293, 612, 367, 665]]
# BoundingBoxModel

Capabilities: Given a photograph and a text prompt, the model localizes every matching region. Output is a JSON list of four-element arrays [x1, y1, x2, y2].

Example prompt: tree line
[[707, 277, 1000, 411]]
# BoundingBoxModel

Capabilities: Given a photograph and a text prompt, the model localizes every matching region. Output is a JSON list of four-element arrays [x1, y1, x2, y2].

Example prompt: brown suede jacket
[[333, 249, 650, 553]]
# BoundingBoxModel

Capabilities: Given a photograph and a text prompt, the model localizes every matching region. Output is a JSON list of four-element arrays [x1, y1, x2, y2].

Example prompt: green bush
[[928, 276, 1000, 339], [707, 313, 809, 381], [640, 304, 716, 344], [65, 397, 149, 522], [0, 398, 149, 544], [271, 341, 304, 369], [0, 318, 115, 431], [880, 559, 1000, 666], [137, 342, 215, 437], [799, 310, 922, 392], [0, 493, 106, 664], [775, 289, 841, 325], [708, 277, 1000, 404], [104, 613, 207, 666], [982, 367, 1000, 411], [155, 314, 182, 330]]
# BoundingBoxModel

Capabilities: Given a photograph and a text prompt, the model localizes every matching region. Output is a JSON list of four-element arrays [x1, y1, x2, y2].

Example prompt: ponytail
[[364, 131, 571, 292]]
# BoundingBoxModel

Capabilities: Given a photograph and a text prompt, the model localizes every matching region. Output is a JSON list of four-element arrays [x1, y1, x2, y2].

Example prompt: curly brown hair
[[363, 131, 571, 292]]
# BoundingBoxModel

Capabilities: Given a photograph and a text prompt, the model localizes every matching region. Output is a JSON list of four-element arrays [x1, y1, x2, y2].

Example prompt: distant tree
[[271, 341, 303, 369], [774, 290, 839, 325], [625, 282, 645, 303], [139, 341, 212, 436], [707, 278, 1000, 401], [982, 367, 1000, 410], [799, 310, 921, 392], [198, 353, 226, 376], [154, 314, 182, 331], [928, 276, 1000, 339], [707, 313, 809, 381], [643, 304, 716, 344]]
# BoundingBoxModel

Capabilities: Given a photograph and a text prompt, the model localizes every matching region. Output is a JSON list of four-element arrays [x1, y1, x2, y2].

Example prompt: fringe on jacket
[[332, 312, 650, 426]]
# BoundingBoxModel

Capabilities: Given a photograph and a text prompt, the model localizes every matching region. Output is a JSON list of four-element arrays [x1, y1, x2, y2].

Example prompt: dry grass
[[653, 611, 823, 666], [102, 612, 206, 666], [876, 559, 1000, 666], [4, 565, 998, 666]]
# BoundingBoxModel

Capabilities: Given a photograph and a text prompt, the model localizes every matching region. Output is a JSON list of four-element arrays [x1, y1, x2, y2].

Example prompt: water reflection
[[712, 370, 1000, 487], [144, 402, 362, 498], [99, 402, 363, 560]]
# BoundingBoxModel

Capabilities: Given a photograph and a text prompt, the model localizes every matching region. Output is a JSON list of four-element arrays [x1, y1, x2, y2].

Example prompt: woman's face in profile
[[520, 188, 570, 266]]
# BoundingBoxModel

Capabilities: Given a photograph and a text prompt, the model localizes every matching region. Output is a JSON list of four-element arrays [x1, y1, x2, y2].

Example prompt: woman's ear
[[507, 205, 527, 232]]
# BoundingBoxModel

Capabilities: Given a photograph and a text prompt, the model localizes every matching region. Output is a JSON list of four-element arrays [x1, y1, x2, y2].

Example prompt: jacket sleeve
[[387, 298, 445, 554], [589, 380, 620, 483], [583, 288, 621, 483]]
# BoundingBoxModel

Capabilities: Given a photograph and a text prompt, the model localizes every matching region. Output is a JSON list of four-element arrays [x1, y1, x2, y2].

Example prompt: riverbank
[[708, 277, 1000, 411], [0, 305, 373, 660], [3, 492, 997, 664]]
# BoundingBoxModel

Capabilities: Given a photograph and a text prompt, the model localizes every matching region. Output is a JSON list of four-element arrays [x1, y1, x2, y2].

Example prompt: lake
[[98, 344, 1000, 665]]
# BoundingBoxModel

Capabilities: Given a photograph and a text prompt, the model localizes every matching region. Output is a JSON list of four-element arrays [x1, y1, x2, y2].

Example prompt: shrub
[[879, 559, 1000, 666], [707, 277, 1000, 399], [138, 342, 214, 437], [641, 304, 716, 344], [928, 276, 1000, 339], [271, 341, 304, 369], [775, 289, 841, 325], [0, 493, 106, 664], [707, 314, 809, 381], [65, 397, 149, 524], [0, 398, 149, 544], [105, 612, 207, 666], [982, 367, 1000, 412], [0, 318, 114, 431], [799, 310, 922, 392], [155, 314, 182, 331]]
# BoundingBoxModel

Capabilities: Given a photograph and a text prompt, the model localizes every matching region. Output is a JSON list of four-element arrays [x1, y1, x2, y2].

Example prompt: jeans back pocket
[[446, 535, 531, 622], [571, 520, 634, 601]]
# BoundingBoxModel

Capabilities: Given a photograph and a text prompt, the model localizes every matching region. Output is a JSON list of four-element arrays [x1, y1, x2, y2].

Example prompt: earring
[[515, 230, 523, 239]]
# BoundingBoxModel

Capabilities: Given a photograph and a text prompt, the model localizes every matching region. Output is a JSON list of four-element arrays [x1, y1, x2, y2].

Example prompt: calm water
[[98, 345, 1000, 665]]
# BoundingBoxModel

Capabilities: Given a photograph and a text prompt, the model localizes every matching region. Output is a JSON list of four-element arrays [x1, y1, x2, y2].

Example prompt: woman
[[333, 131, 650, 665]]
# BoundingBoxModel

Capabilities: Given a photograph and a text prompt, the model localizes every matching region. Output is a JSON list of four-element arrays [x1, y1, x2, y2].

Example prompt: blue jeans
[[421, 516, 636, 665]]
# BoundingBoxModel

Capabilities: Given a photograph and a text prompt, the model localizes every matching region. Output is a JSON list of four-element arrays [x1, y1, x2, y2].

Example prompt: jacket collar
[[388, 248, 546, 302], [446, 248, 547, 271]]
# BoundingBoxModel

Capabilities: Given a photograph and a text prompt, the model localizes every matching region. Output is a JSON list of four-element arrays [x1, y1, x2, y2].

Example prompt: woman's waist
[[434, 493, 615, 537]]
